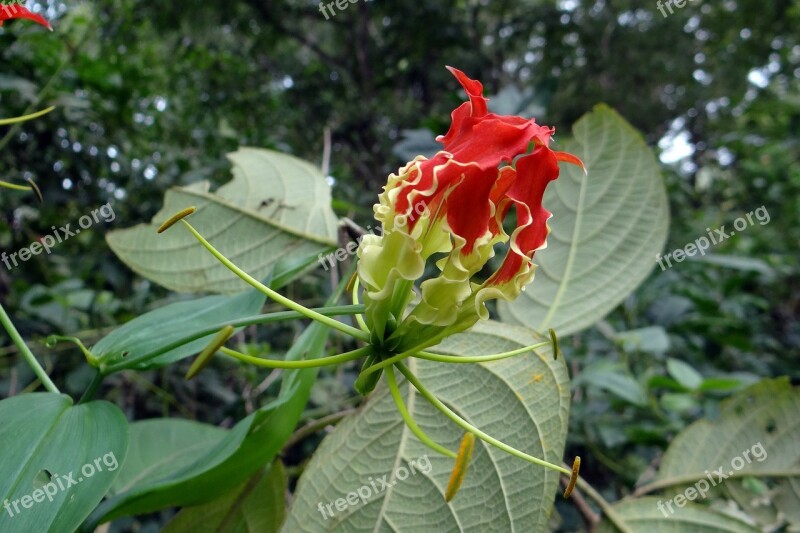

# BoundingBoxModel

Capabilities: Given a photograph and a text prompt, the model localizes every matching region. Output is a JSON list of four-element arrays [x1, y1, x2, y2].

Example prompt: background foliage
[[1, 0, 797, 531]]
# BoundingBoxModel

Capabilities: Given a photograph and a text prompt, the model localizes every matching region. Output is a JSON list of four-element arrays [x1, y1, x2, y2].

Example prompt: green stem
[[79, 370, 103, 404], [573, 475, 634, 533], [351, 278, 369, 332], [179, 219, 370, 342], [46, 335, 98, 366], [101, 305, 365, 374], [0, 106, 56, 126], [395, 361, 570, 476], [0, 180, 32, 191], [356, 330, 451, 383], [414, 341, 550, 364], [220, 345, 372, 369], [0, 303, 60, 394], [385, 365, 457, 459]]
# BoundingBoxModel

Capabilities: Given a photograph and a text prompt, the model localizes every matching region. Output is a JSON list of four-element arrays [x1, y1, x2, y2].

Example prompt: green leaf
[[0, 394, 128, 533], [499, 105, 670, 336], [107, 147, 339, 294], [164, 461, 286, 533], [660, 393, 700, 414], [617, 326, 671, 355], [93, 290, 266, 372], [654, 378, 800, 530], [666, 358, 704, 391], [82, 316, 334, 529], [597, 497, 759, 532], [697, 378, 743, 392], [574, 361, 648, 407], [108, 419, 229, 496], [282, 321, 570, 532]]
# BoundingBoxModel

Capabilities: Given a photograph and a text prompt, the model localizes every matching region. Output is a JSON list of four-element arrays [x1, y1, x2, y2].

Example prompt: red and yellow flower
[[357, 67, 584, 352], [0, 3, 51, 30]]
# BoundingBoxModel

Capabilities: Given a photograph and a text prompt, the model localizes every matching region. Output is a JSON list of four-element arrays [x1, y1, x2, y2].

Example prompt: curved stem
[[414, 341, 550, 364], [0, 106, 56, 126], [220, 345, 372, 369], [357, 330, 451, 383], [385, 365, 456, 459], [102, 305, 364, 374], [0, 303, 60, 394], [0, 180, 32, 191], [178, 219, 370, 342], [395, 361, 570, 476], [351, 278, 369, 333], [46, 335, 98, 366]]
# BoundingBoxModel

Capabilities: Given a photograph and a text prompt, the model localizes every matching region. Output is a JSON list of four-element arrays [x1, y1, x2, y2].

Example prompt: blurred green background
[[1, 0, 798, 530]]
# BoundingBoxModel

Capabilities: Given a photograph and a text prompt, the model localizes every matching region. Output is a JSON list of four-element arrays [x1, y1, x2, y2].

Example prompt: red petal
[[554, 150, 586, 174], [445, 66, 488, 118], [489, 146, 560, 285], [0, 4, 52, 30], [440, 160, 498, 254]]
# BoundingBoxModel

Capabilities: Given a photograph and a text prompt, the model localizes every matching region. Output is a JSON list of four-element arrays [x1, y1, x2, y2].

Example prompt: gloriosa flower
[[0, 3, 52, 30], [163, 67, 583, 501], [358, 67, 583, 356]]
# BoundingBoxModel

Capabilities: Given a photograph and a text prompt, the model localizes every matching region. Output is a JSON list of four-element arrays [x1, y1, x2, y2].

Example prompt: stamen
[[395, 361, 572, 477], [414, 341, 550, 364], [157, 206, 197, 233], [220, 345, 372, 369], [186, 325, 235, 379], [549, 329, 560, 360], [158, 212, 370, 342], [25, 177, 43, 203], [386, 365, 456, 459], [563, 456, 581, 498], [445, 433, 475, 501]]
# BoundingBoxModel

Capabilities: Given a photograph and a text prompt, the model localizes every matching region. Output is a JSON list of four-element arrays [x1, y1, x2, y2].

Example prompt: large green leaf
[[107, 147, 339, 294], [282, 321, 570, 532], [92, 290, 266, 372], [108, 419, 229, 496], [164, 461, 286, 533], [82, 315, 334, 529], [654, 378, 800, 530], [0, 393, 128, 533], [499, 105, 669, 336], [597, 497, 758, 532]]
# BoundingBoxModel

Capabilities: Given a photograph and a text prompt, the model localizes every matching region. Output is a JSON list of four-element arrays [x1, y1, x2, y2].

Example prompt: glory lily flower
[[161, 67, 584, 501], [0, 3, 52, 30]]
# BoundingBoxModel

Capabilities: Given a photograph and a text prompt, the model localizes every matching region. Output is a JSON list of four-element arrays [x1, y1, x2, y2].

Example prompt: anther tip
[[157, 206, 197, 233], [186, 324, 234, 380], [563, 456, 581, 498]]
